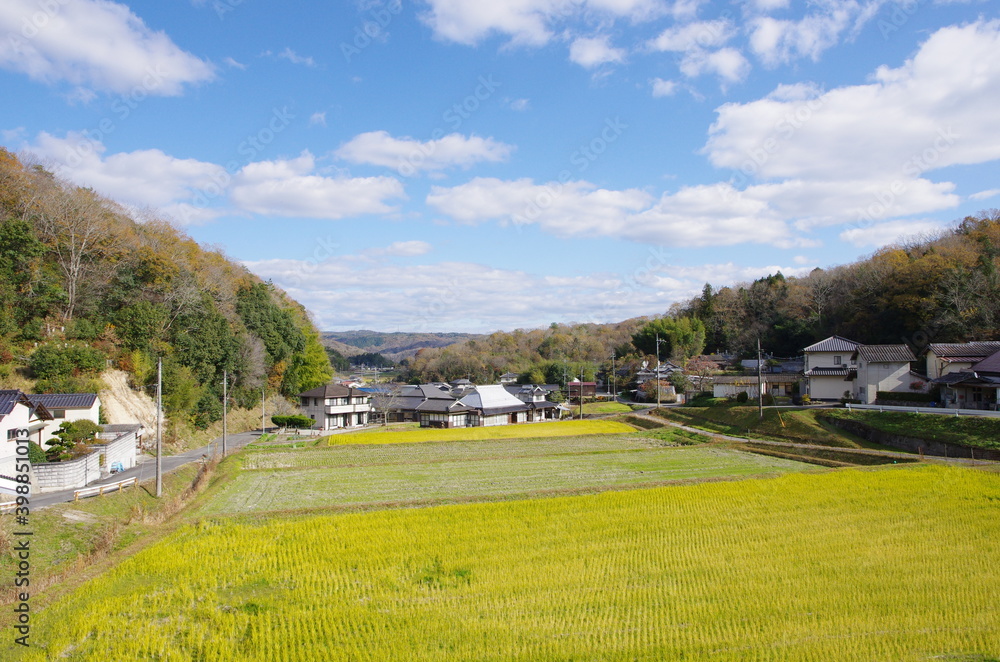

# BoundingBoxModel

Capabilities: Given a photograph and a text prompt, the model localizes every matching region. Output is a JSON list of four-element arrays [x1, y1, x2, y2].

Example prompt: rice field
[[19, 465, 1000, 661], [198, 440, 813, 515], [327, 419, 635, 445]]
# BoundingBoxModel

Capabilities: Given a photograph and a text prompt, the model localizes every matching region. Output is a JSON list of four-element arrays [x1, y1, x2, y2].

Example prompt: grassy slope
[[823, 409, 1000, 450], [656, 404, 891, 449], [16, 465, 1000, 661]]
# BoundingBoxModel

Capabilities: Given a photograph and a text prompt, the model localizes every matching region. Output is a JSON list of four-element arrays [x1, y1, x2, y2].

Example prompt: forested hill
[[0, 148, 332, 428], [321, 330, 484, 361], [677, 210, 1000, 358], [403, 210, 1000, 384]]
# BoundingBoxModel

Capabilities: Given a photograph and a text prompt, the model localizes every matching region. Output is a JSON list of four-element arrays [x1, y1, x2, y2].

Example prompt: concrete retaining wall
[[32, 452, 101, 493]]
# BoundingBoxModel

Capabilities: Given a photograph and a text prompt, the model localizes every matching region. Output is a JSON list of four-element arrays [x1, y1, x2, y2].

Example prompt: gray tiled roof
[[971, 349, 1000, 375], [28, 393, 99, 409], [803, 336, 859, 353], [856, 345, 916, 364], [298, 383, 368, 399], [928, 342, 1000, 358]]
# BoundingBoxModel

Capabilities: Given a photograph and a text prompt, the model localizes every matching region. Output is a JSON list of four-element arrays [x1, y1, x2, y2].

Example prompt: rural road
[[31, 429, 264, 510]]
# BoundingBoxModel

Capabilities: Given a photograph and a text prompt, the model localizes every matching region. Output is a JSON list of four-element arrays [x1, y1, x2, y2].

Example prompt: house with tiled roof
[[925, 342, 1000, 380], [28, 393, 101, 445], [803, 336, 860, 401], [931, 346, 1000, 410], [298, 383, 372, 429], [852, 344, 917, 404]]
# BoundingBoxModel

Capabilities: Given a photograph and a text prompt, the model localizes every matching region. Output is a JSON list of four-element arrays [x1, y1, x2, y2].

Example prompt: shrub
[[735, 391, 749, 403], [30, 342, 106, 379]]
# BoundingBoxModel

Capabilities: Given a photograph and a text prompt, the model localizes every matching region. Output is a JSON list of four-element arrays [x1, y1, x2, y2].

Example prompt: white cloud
[[704, 19, 1000, 225], [427, 177, 813, 247], [427, 177, 654, 237], [0, 0, 214, 95], [309, 112, 327, 127], [418, 0, 665, 47], [229, 151, 405, 219], [277, 47, 317, 67], [568, 35, 626, 68], [365, 240, 434, 257], [508, 97, 531, 111], [748, 1, 881, 66], [223, 57, 246, 70], [680, 47, 751, 84], [839, 219, 949, 248], [970, 188, 1000, 201], [245, 254, 815, 332], [24, 131, 226, 211], [335, 131, 514, 175], [650, 77, 677, 97], [648, 19, 735, 51]]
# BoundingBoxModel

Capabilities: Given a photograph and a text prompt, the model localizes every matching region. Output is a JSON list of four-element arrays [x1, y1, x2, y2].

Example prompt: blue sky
[[2, 0, 998, 333]]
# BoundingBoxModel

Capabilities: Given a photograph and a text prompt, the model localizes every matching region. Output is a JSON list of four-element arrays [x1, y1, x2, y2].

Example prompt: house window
[[833, 356, 842, 366], [7, 429, 18, 441]]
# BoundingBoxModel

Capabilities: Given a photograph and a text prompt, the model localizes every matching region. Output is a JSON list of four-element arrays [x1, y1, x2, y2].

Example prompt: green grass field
[[197, 434, 812, 515], [823, 409, 1000, 450], [17, 465, 1000, 661], [326, 419, 635, 445]]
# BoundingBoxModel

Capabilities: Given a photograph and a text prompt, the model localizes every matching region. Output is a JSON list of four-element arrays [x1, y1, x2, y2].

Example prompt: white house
[[28, 393, 101, 445], [298, 383, 372, 429], [0, 390, 52, 493], [852, 345, 917, 404], [803, 336, 859, 401]]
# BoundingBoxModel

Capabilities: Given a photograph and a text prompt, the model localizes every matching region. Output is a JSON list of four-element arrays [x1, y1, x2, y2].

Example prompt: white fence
[[845, 403, 1000, 418]]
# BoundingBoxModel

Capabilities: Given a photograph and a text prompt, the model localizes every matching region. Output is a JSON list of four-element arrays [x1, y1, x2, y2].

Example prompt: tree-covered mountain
[[321, 330, 484, 361], [0, 148, 331, 429]]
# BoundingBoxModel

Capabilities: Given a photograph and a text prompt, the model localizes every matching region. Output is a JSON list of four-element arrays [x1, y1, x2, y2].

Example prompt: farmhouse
[[385, 382, 560, 428], [803, 336, 919, 402], [298, 383, 372, 429], [28, 392, 101, 444], [931, 347, 1000, 410]]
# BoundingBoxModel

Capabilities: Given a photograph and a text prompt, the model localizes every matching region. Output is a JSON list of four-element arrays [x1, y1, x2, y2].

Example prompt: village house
[[0, 390, 52, 491], [925, 342, 1000, 380], [28, 393, 101, 444], [803, 336, 859, 401], [384, 382, 560, 428], [298, 383, 372, 429], [931, 347, 1000, 410], [852, 345, 917, 404]]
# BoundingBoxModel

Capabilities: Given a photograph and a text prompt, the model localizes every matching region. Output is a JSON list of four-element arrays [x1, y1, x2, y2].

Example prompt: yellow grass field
[[326, 419, 636, 445], [16, 465, 1000, 661]]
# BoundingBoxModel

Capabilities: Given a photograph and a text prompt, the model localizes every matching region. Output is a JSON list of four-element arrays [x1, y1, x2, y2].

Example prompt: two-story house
[[803, 336, 859, 401], [925, 342, 1000, 380], [28, 393, 101, 445], [852, 345, 917, 404], [298, 383, 372, 430]]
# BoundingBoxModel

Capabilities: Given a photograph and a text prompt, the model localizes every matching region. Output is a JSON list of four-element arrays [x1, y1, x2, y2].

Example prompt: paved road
[[32, 429, 264, 510]]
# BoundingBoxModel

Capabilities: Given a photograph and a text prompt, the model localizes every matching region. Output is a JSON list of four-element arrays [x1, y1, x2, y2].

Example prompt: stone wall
[[32, 452, 101, 493], [823, 416, 1000, 462]]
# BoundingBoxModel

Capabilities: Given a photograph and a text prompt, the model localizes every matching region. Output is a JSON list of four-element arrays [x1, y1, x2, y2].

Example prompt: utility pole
[[156, 358, 162, 498], [579, 369, 584, 420], [757, 337, 764, 420], [655, 334, 666, 410], [222, 370, 228, 457], [611, 351, 616, 401], [261, 387, 266, 435]]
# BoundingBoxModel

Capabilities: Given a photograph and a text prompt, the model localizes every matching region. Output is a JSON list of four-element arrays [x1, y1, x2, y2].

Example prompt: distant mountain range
[[321, 330, 485, 361]]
